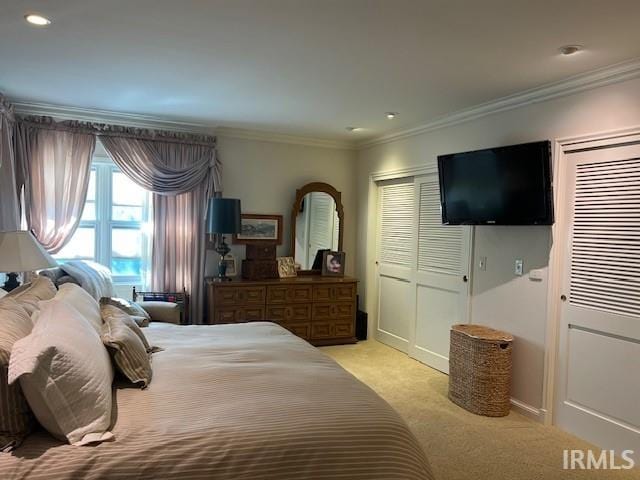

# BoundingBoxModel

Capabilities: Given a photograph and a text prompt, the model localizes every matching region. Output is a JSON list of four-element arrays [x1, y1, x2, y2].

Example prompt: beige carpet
[[321, 339, 639, 480]]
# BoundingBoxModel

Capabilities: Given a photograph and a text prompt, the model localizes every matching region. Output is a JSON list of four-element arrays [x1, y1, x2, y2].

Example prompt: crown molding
[[215, 126, 355, 150], [12, 57, 640, 152], [10, 100, 356, 150], [358, 57, 640, 150], [11, 100, 215, 133]]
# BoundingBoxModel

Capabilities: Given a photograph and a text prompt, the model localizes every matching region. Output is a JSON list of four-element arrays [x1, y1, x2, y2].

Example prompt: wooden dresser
[[206, 276, 358, 346]]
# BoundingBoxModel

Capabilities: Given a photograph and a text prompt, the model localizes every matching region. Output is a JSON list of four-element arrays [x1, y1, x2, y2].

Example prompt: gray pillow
[[101, 313, 152, 388], [100, 297, 151, 321]]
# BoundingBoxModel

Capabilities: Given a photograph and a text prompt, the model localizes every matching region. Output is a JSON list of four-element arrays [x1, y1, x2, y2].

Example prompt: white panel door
[[411, 174, 472, 373], [376, 179, 415, 352], [556, 141, 640, 459]]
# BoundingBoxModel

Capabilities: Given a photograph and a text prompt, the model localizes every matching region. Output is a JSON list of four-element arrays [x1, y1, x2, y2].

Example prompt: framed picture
[[322, 251, 345, 276], [222, 254, 237, 277], [233, 214, 283, 245], [277, 256, 297, 278]]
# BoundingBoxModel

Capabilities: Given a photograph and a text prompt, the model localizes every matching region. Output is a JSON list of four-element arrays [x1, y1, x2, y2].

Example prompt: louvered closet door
[[307, 192, 338, 268], [411, 174, 472, 373], [376, 179, 415, 352], [556, 141, 640, 458]]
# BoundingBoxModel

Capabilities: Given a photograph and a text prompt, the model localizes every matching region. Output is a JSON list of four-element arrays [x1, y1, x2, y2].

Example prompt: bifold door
[[410, 174, 472, 373], [376, 179, 415, 352], [376, 173, 472, 371]]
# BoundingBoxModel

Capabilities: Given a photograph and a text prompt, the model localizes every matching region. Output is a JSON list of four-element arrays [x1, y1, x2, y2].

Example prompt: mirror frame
[[290, 182, 344, 270]]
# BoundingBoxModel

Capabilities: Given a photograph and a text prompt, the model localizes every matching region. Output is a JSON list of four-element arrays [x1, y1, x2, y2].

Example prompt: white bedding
[[0, 322, 433, 479]]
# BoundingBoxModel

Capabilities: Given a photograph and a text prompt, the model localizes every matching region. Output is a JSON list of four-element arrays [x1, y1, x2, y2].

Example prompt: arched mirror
[[290, 182, 344, 271]]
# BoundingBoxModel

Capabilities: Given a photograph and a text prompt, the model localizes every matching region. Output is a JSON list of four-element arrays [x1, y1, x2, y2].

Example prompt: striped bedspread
[[1, 322, 433, 479]]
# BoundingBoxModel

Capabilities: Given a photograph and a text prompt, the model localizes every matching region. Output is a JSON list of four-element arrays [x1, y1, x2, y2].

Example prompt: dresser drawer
[[312, 302, 355, 321], [214, 306, 265, 323], [310, 320, 355, 340], [266, 304, 312, 323], [289, 304, 312, 322], [282, 322, 311, 340], [334, 283, 356, 301], [312, 283, 356, 302], [267, 285, 313, 304], [313, 285, 333, 302], [214, 286, 266, 306], [311, 322, 333, 339], [265, 305, 288, 321], [240, 306, 266, 322], [214, 308, 238, 324], [333, 320, 355, 338]]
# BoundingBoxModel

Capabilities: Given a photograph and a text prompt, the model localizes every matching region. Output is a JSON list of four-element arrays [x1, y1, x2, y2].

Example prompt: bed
[[1, 322, 433, 479]]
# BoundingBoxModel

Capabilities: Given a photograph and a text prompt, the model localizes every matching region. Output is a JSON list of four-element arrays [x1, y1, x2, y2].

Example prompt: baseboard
[[510, 398, 547, 423]]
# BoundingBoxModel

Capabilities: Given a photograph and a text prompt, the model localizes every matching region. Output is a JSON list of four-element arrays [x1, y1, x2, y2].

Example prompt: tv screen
[[438, 140, 553, 225]]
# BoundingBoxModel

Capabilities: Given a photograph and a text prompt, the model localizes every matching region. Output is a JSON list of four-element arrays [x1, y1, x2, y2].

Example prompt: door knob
[[463, 275, 468, 282], [560, 294, 567, 301]]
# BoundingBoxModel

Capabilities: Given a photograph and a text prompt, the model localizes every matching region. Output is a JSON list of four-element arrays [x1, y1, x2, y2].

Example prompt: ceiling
[[1, 0, 640, 142]]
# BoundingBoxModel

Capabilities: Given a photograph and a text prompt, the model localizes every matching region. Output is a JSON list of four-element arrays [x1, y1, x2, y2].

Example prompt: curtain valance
[[17, 115, 216, 148]]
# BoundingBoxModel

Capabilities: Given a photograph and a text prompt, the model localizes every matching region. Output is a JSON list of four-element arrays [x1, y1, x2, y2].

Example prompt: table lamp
[[206, 198, 241, 281], [0, 230, 58, 292]]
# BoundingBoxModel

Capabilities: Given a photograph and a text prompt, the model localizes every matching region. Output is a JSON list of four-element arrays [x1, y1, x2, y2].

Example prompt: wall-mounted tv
[[437, 140, 554, 225]]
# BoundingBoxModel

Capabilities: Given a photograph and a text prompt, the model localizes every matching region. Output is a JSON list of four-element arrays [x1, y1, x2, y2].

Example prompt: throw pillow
[[100, 297, 151, 322], [9, 299, 114, 446], [101, 313, 152, 387], [6, 276, 56, 316], [0, 298, 35, 451], [100, 304, 159, 353]]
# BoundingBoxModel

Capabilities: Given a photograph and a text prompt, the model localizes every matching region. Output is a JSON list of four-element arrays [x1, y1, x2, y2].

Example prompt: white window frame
[[56, 154, 151, 286]]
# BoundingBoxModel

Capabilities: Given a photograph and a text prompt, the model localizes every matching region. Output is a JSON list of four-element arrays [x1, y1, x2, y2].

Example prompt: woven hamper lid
[[452, 324, 513, 343]]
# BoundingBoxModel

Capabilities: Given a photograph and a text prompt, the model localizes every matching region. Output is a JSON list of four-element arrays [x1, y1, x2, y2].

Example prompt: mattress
[[0, 322, 433, 479]]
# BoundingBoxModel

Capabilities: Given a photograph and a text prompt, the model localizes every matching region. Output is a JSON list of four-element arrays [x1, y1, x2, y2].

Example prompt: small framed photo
[[322, 251, 345, 276], [277, 256, 297, 278], [222, 254, 237, 277], [233, 214, 283, 245]]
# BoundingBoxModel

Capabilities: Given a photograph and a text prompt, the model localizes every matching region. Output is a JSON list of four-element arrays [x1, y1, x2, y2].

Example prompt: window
[[55, 158, 152, 285]]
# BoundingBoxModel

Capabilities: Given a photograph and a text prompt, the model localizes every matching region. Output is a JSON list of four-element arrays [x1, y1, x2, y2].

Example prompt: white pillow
[[0, 288, 7, 299], [43, 283, 102, 333], [8, 299, 114, 446]]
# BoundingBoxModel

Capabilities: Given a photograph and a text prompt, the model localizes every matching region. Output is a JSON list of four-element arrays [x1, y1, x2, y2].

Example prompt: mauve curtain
[[100, 131, 220, 324], [14, 117, 96, 253], [0, 94, 20, 232]]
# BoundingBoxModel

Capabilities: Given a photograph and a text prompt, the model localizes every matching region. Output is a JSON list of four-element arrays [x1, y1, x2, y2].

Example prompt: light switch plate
[[515, 259, 523, 276]]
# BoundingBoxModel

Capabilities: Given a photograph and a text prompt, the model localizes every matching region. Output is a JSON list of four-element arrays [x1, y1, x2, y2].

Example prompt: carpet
[[321, 339, 639, 480]]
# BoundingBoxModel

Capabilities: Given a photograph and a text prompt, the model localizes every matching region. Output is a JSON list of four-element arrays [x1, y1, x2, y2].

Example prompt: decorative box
[[242, 259, 278, 280], [246, 243, 277, 260]]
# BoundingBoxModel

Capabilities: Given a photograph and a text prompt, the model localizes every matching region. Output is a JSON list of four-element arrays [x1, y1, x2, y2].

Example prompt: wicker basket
[[448, 324, 514, 417]]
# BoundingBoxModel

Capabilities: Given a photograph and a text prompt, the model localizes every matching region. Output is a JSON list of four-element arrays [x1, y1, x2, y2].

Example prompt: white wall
[[356, 76, 640, 414], [214, 136, 357, 275]]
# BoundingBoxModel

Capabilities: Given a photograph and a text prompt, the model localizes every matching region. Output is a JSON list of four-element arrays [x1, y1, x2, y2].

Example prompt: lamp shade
[[206, 198, 241, 234], [0, 231, 58, 272]]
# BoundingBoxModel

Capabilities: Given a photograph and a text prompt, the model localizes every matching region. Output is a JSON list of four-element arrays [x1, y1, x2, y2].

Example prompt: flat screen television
[[437, 140, 553, 225]]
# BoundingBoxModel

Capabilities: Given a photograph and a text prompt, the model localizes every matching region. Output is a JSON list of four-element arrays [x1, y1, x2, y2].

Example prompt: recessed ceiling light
[[385, 112, 399, 119], [24, 13, 51, 26], [346, 126, 363, 132], [559, 45, 583, 56]]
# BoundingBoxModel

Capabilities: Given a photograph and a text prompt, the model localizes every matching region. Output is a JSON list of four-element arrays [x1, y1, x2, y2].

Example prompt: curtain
[[14, 117, 96, 253], [100, 131, 220, 324], [0, 94, 19, 231]]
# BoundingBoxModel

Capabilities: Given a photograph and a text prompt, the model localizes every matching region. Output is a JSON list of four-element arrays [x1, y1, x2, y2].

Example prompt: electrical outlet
[[478, 256, 487, 271], [515, 259, 523, 276]]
